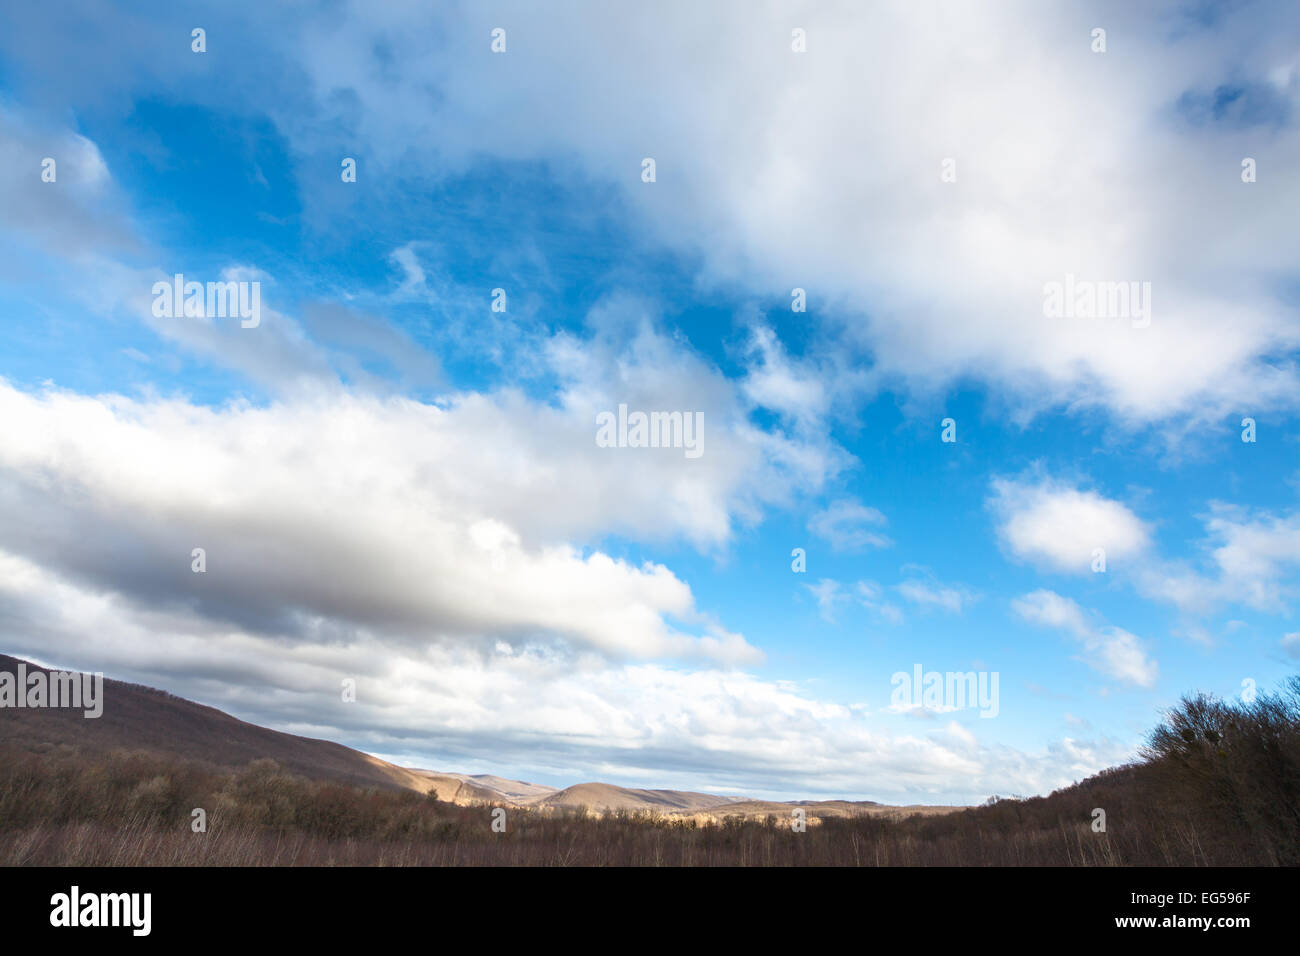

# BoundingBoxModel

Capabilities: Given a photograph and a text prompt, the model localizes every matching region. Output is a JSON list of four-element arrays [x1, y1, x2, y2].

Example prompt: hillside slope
[[529, 782, 742, 812], [437, 773, 559, 803], [0, 655, 450, 797]]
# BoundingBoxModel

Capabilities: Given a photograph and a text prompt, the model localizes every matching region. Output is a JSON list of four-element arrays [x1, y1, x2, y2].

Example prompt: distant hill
[[527, 782, 743, 812], [434, 772, 559, 803]]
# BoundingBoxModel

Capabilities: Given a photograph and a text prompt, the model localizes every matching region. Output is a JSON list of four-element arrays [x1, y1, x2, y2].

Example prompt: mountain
[[0, 654, 437, 796], [435, 772, 559, 803], [408, 770, 527, 804], [527, 782, 742, 812]]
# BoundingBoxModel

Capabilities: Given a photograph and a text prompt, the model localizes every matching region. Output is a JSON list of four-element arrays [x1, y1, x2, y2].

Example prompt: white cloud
[[249, 0, 1300, 424], [895, 576, 974, 614], [1137, 505, 1300, 615], [740, 326, 830, 430], [989, 487, 1300, 620], [1012, 589, 1092, 638], [1013, 589, 1158, 688], [0, 379, 786, 664], [809, 498, 890, 552], [856, 580, 904, 624], [1198, 507, 1300, 611], [805, 578, 844, 623], [7, 4, 1300, 424], [388, 243, 428, 295], [991, 477, 1150, 573]]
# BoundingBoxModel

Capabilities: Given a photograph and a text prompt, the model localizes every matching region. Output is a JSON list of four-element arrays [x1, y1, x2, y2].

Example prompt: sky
[[0, 0, 1298, 804]]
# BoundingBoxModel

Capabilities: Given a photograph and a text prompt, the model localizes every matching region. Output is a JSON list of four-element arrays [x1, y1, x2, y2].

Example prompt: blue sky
[[1, 0, 1298, 803]]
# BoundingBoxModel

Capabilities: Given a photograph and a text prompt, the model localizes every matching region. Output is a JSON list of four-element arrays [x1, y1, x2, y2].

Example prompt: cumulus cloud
[[991, 476, 1151, 573], [0, 379, 780, 663], [1013, 589, 1092, 635], [991, 477, 1300, 622], [1013, 589, 1158, 688], [7, 2, 1300, 421], [253, 0, 1300, 423]]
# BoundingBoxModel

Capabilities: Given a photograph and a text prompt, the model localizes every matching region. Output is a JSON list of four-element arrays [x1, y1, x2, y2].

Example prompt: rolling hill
[[526, 782, 743, 812]]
